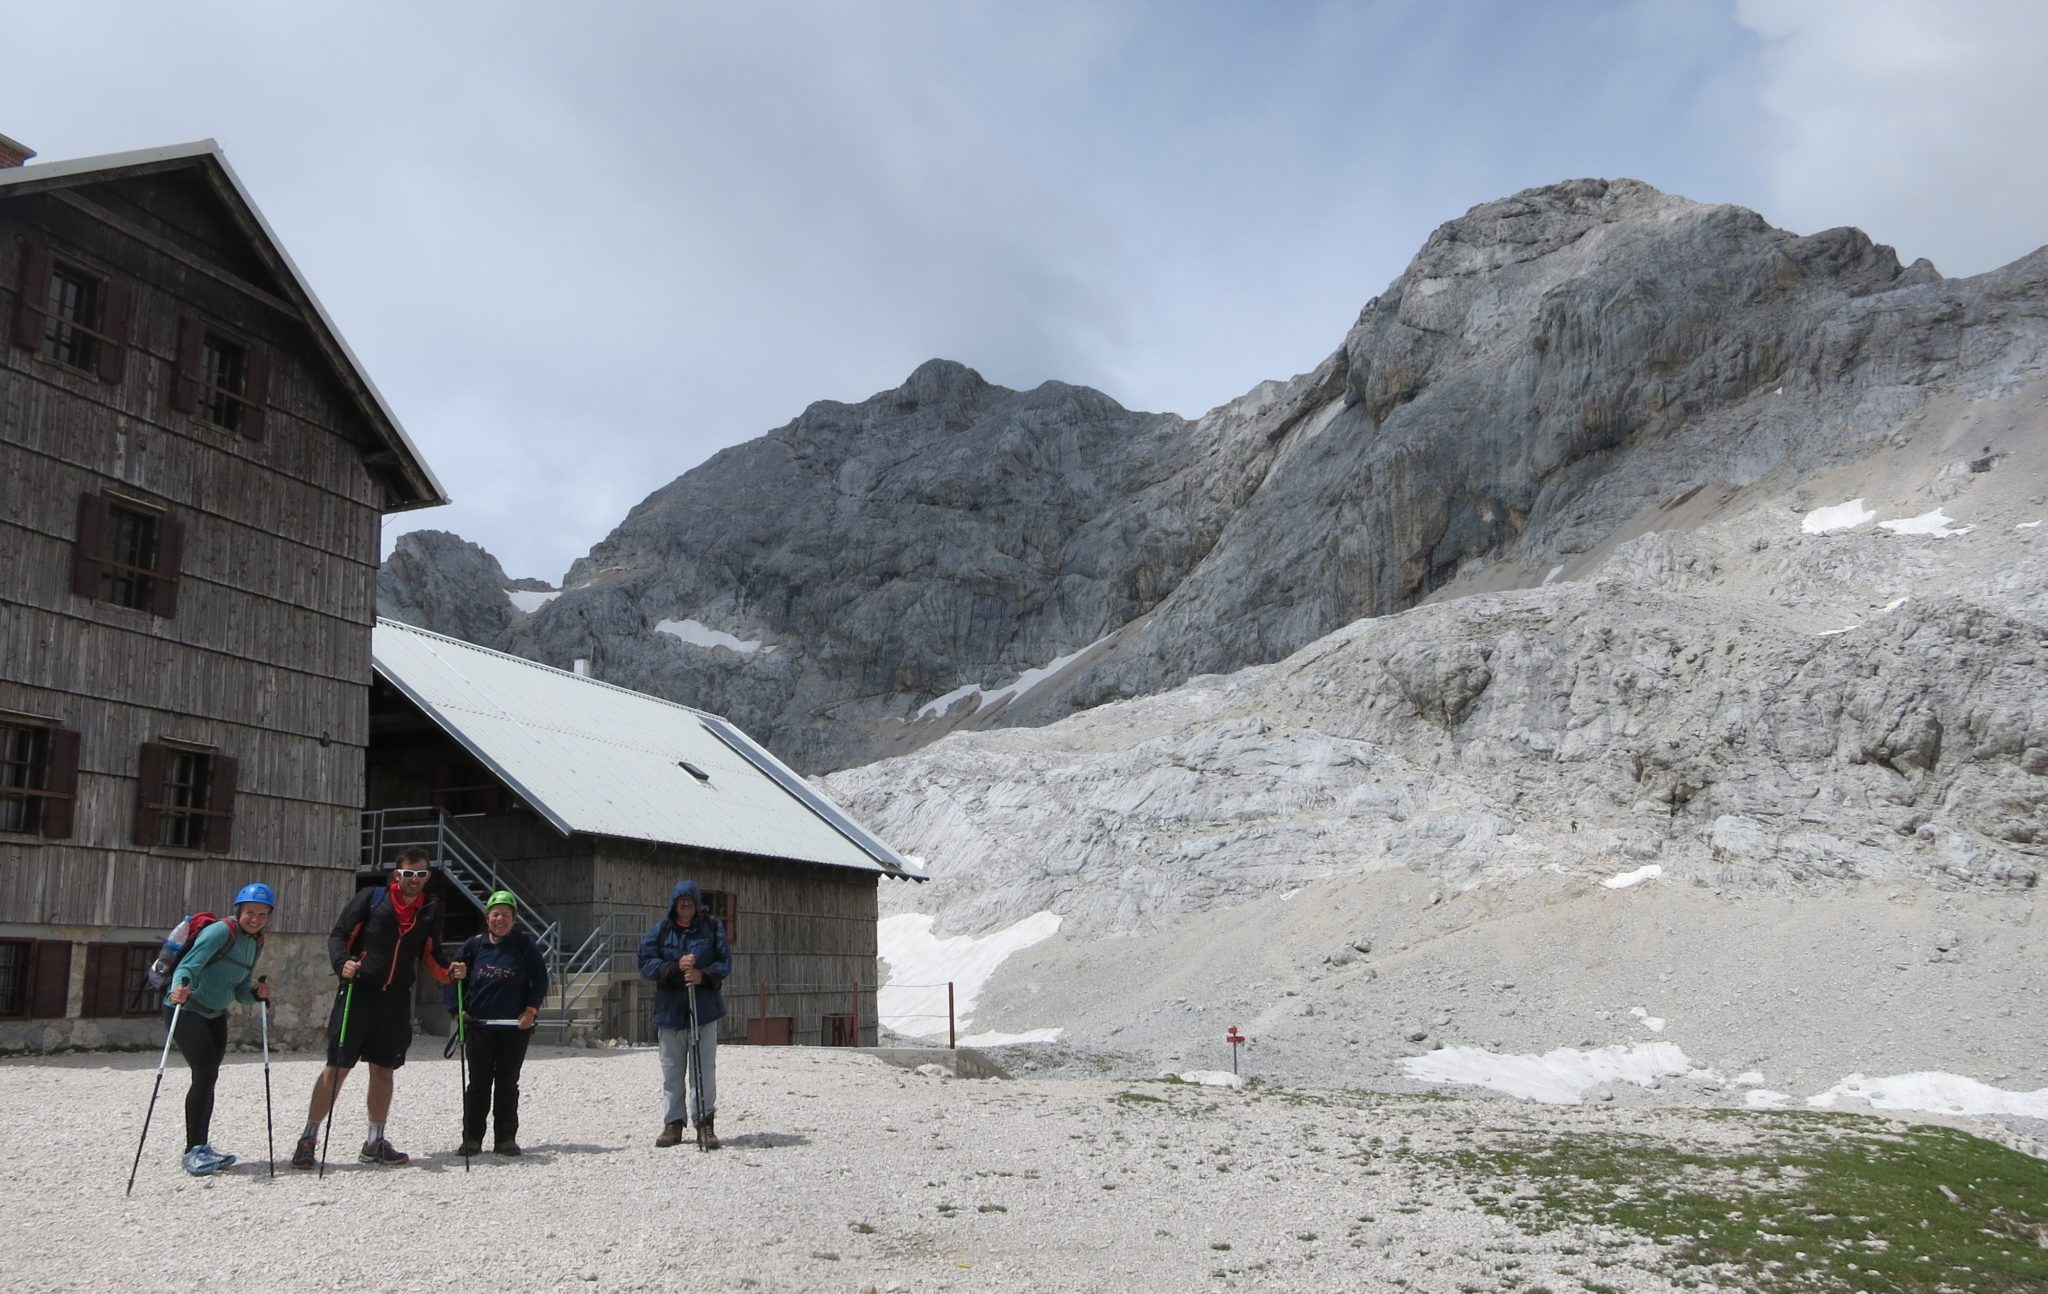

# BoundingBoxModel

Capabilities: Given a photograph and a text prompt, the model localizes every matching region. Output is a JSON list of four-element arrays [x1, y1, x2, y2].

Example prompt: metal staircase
[[361, 807, 618, 1040]]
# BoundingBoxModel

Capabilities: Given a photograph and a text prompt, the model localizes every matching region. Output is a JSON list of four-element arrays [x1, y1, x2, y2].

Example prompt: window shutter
[[171, 314, 202, 413], [204, 755, 238, 853], [149, 513, 184, 618], [82, 943, 130, 1017], [72, 493, 107, 598], [29, 940, 71, 1018], [41, 728, 80, 840], [12, 244, 52, 350], [133, 742, 167, 846], [239, 346, 270, 441], [723, 892, 739, 948], [96, 278, 134, 383]]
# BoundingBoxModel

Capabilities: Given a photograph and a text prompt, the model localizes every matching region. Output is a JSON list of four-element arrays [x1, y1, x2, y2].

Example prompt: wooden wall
[[0, 173, 386, 944]]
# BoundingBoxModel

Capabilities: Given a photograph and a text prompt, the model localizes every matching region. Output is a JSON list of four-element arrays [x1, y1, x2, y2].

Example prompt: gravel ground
[[1, 1041, 2002, 1293]]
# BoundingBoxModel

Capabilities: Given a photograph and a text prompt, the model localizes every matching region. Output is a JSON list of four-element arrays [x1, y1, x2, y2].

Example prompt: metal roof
[[0, 140, 446, 511], [372, 620, 924, 879]]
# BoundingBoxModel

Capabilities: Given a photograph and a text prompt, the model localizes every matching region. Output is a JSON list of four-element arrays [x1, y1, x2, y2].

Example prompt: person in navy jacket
[[446, 890, 549, 1155], [636, 880, 731, 1149]]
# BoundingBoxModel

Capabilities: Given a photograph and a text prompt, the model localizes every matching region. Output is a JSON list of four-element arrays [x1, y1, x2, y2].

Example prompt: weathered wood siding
[[0, 171, 383, 941]]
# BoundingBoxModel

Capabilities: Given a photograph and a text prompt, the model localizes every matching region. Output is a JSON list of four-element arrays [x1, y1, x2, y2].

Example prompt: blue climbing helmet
[[233, 882, 276, 909]]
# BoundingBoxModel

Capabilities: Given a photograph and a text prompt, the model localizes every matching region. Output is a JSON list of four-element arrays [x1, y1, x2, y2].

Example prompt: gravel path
[[3, 1041, 1968, 1293]]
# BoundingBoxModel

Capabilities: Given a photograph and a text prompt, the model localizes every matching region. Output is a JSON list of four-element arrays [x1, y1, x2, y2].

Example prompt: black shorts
[[325, 983, 413, 1070]]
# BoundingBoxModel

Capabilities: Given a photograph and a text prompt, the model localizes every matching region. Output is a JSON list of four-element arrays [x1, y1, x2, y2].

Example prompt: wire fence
[[602, 978, 959, 1049], [876, 979, 958, 1048]]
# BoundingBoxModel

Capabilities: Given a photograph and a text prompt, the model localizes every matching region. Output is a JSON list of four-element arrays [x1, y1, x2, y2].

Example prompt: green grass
[[1442, 1114, 2048, 1292]]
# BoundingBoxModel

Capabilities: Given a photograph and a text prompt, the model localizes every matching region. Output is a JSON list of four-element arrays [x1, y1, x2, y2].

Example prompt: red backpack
[[145, 912, 256, 990]]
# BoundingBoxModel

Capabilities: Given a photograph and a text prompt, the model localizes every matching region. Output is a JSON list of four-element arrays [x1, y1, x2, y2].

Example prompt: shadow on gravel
[[716, 1132, 808, 1150]]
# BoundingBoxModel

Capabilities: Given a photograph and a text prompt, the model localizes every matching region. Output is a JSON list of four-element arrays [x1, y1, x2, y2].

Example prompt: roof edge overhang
[[0, 140, 448, 513]]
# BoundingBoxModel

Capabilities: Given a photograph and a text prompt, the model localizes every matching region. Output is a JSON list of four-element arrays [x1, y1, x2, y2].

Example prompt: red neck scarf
[[386, 881, 423, 934]]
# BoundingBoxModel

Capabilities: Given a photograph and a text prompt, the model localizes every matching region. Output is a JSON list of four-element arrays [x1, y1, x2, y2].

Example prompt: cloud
[[1736, 0, 2048, 275]]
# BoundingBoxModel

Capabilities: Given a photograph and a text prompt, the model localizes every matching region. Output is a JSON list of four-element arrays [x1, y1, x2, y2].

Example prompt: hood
[[670, 880, 703, 923]]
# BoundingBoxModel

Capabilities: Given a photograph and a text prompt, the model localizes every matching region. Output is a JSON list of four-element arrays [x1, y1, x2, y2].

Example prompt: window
[[73, 492, 183, 617], [134, 743, 237, 852], [82, 943, 159, 1017], [10, 245, 132, 381], [173, 314, 270, 439], [701, 888, 740, 948], [0, 940, 72, 1019], [0, 719, 80, 838]]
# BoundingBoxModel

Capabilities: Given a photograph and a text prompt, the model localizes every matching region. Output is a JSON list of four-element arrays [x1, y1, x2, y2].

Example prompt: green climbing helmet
[[485, 890, 518, 912]]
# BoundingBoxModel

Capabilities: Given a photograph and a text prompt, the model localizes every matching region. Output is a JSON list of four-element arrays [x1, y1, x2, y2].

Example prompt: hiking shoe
[[493, 1140, 522, 1156], [457, 1138, 482, 1157], [358, 1138, 410, 1166], [182, 1145, 234, 1176], [655, 1121, 685, 1148], [291, 1133, 317, 1170], [699, 1118, 721, 1151]]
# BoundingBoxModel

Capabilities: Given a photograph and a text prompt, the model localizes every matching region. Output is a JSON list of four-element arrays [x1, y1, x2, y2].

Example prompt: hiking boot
[[655, 1121, 685, 1148], [291, 1133, 317, 1170], [493, 1140, 522, 1156], [699, 1118, 721, 1151], [457, 1138, 482, 1157], [358, 1138, 410, 1166]]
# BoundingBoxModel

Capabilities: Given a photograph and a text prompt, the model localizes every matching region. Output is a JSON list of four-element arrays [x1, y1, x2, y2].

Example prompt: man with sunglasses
[[290, 847, 452, 1169]]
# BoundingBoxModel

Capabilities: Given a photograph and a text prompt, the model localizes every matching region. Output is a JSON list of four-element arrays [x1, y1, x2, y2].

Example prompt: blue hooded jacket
[[636, 880, 731, 1029]]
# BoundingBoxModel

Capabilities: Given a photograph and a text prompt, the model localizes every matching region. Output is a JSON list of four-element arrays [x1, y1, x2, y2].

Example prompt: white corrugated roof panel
[[372, 620, 923, 878]]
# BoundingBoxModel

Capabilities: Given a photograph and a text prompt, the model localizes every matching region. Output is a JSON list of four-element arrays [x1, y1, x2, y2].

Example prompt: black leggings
[[463, 1026, 533, 1143], [166, 1007, 229, 1150]]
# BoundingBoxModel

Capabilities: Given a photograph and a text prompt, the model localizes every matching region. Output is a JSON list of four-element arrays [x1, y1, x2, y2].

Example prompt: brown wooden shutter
[[41, 728, 80, 840], [204, 755, 238, 853], [72, 492, 107, 598], [149, 513, 184, 618], [96, 278, 134, 383], [239, 346, 270, 441], [29, 940, 71, 1018], [12, 244, 52, 350], [82, 943, 130, 1017], [133, 742, 168, 846], [171, 314, 202, 413]]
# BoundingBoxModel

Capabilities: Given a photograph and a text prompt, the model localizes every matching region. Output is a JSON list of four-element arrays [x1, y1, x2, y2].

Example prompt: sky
[[9, 1, 2047, 581]]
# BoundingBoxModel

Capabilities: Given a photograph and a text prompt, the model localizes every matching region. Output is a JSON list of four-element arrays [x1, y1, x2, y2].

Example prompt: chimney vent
[[572, 658, 590, 677], [0, 134, 35, 169]]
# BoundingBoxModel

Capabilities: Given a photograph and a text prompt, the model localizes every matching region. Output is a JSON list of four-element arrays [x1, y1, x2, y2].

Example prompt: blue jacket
[[636, 880, 730, 1029], [442, 929, 549, 1022]]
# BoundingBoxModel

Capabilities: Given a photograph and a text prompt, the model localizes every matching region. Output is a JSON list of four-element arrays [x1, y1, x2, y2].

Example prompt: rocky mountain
[[381, 178, 2042, 783]]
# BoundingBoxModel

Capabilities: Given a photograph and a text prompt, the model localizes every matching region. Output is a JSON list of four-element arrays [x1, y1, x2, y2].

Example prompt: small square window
[[200, 332, 248, 432], [121, 944, 159, 1015], [0, 722, 51, 835], [39, 262, 103, 372]]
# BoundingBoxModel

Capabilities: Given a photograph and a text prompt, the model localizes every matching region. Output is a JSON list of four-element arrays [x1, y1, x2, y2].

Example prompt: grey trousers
[[657, 1023, 717, 1126]]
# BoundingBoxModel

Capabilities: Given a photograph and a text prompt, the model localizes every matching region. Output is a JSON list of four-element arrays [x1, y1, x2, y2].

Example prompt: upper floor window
[[73, 492, 183, 618], [0, 719, 80, 838], [173, 314, 270, 439], [134, 742, 237, 852], [10, 244, 133, 382]]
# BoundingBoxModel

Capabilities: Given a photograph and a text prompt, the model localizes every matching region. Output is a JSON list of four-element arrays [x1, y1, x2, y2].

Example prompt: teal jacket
[[163, 919, 262, 1019]]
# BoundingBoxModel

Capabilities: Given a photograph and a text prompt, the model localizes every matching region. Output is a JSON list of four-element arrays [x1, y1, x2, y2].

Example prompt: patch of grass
[[849, 1221, 876, 1235], [1210, 1242, 1231, 1251], [976, 1203, 1007, 1214], [1443, 1116, 2048, 1293], [1112, 1089, 1164, 1106]]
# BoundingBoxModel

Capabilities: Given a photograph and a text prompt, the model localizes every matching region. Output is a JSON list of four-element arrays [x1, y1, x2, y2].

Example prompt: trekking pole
[[457, 978, 470, 1173], [126, 1001, 183, 1197], [317, 980, 355, 1181], [258, 977, 275, 1178], [686, 982, 705, 1152]]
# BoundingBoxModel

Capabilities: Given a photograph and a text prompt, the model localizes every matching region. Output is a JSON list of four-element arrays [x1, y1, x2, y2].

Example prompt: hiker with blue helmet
[[636, 880, 731, 1149], [163, 882, 274, 1176], [445, 889, 549, 1155]]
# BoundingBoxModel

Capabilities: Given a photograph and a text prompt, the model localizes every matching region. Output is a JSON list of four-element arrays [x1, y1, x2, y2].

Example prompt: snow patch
[[1745, 1089, 1793, 1109], [878, 911, 1062, 1040], [654, 618, 772, 655], [1173, 1070, 1246, 1089], [1879, 508, 1973, 538], [915, 634, 1114, 721], [1807, 1072, 2048, 1118], [2018, 520, 2043, 530], [1629, 1006, 1666, 1033], [1601, 864, 1661, 889], [1542, 564, 1566, 586], [505, 588, 560, 613], [1400, 1042, 1701, 1105], [1881, 597, 1909, 613], [1802, 499, 1874, 534]]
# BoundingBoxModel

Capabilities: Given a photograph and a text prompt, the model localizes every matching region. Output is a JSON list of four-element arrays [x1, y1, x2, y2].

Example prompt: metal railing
[[360, 807, 562, 962], [553, 909, 656, 1036]]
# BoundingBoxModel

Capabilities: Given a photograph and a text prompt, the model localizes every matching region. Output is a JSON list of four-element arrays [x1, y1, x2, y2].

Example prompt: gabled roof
[[372, 620, 924, 879], [0, 140, 445, 511]]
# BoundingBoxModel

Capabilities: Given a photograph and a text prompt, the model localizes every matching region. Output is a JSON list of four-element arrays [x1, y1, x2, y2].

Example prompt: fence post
[[948, 981, 956, 1050]]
